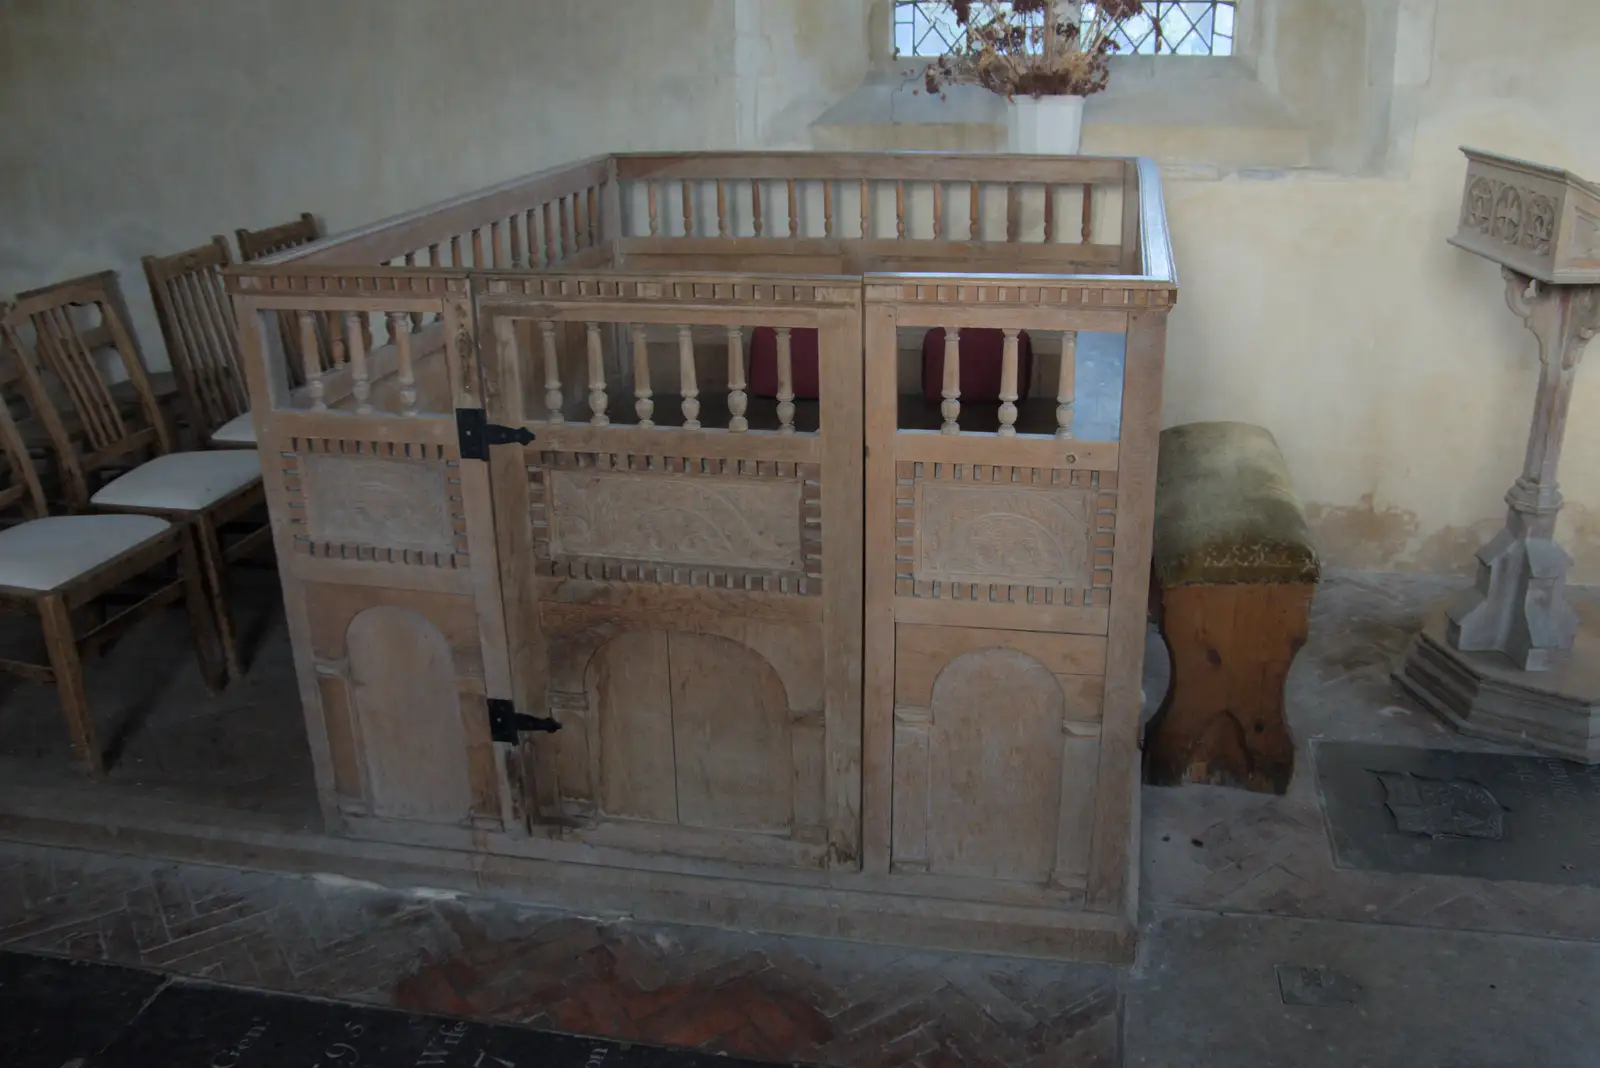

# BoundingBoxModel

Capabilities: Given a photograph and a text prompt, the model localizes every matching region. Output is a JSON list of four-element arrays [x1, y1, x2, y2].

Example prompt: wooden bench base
[[1144, 581, 1313, 794]]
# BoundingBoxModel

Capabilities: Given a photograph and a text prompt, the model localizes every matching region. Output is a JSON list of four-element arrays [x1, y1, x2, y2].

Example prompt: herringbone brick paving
[[0, 844, 1120, 1067]]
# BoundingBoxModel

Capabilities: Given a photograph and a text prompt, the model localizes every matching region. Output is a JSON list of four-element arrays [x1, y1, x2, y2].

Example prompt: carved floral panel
[[547, 469, 805, 572], [1462, 175, 1559, 257], [302, 454, 457, 555], [916, 482, 1094, 589]]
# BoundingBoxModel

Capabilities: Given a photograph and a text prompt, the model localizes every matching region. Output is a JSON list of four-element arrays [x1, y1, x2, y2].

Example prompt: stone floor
[[2, 570, 1600, 1066]]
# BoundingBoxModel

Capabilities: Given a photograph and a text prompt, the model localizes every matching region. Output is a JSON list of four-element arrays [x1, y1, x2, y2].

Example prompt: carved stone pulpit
[[1397, 147, 1600, 763]]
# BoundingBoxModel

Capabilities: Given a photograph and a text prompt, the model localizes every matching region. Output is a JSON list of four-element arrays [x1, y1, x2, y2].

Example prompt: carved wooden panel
[[1576, 210, 1600, 266], [281, 437, 468, 567], [895, 462, 1115, 606], [530, 451, 822, 595], [1450, 148, 1600, 283]]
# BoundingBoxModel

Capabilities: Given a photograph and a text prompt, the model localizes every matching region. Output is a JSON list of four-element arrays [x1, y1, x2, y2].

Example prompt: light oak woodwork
[[226, 150, 1175, 961]]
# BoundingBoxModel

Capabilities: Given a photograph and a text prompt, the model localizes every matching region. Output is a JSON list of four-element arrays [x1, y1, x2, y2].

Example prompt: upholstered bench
[[1143, 421, 1320, 794]]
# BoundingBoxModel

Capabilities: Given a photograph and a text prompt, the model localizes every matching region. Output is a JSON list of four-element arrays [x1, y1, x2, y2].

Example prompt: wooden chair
[[235, 211, 322, 262], [1, 271, 269, 681], [142, 237, 255, 448], [0, 359, 224, 776]]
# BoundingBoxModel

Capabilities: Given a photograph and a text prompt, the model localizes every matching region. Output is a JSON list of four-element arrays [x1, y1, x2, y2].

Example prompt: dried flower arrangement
[[920, 0, 1146, 99]]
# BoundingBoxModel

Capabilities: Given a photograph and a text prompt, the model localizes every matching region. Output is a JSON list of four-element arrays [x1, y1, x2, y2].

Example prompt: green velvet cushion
[[1153, 421, 1320, 588]]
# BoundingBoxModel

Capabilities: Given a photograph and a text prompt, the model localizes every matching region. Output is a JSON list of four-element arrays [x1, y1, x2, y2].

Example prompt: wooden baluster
[[540, 320, 563, 422], [1044, 184, 1055, 243], [1081, 184, 1094, 243], [678, 325, 700, 428], [998, 328, 1020, 437], [509, 216, 523, 267], [428, 242, 441, 270], [346, 313, 371, 414], [752, 180, 763, 238], [970, 183, 981, 241], [586, 322, 609, 426], [726, 326, 748, 433], [388, 311, 418, 416], [450, 234, 462, 268], [716, 180, 728, 237], [632, 326, 654, 427], [587, 186, 598, 247], [861, 179, 870, 238], [1056, 330, 1077, 439], [933, 182, 944, 240], [402, 255, 424, 330], [544, 202, 557, 263], [824, 181, 835, 238], [940, 327, 961, 435], [648, 182, 660, 237], [1006, 184, 1020, 243], [472, 227, 486, 268], [682, 181, 694, 237], [788, 178, 799, 238], [561, 197, 573, 256], [299, 311, 325, 410], [490, 220, 503, 267], [775, 327, 796, 436], [896, 181, 907, 239]]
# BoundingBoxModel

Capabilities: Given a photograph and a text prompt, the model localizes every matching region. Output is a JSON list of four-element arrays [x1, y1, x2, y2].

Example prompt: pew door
[[477, 275, 864, 872]]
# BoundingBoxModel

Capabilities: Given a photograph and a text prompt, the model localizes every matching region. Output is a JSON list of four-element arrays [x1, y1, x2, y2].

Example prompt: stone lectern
[[1397, 147, 1600, 762]]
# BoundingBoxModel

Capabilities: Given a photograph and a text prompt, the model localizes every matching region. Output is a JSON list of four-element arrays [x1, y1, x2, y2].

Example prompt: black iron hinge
[[487, 698, 563, 743], [456, 407, 535, 461]]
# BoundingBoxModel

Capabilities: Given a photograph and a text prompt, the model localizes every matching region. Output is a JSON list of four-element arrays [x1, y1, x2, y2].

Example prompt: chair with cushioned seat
[[0, 379, 224, 776], [1, 272, 270, 681]]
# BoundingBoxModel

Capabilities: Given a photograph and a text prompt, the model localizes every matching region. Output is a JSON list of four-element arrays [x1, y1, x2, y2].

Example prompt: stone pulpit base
[[1396, 147, 1600, 763]]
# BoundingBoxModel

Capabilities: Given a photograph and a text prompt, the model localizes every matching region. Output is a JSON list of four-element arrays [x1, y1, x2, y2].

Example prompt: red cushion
[[748, 327, 820, 399], [921, 328, 1033, 405]]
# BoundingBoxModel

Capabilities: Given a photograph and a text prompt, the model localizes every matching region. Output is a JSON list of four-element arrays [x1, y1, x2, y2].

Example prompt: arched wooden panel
[[669, 632, 793, 835], [591, 630, 676, 822], [347, 605, 474, 824], [925, 648, 1064, 882]]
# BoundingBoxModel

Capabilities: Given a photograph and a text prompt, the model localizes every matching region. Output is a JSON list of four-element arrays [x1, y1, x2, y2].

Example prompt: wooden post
[[1057, 330, 1077, 438], [346, 313, 371, 414], [998, 328, 1020, 436], [632, 325, 654, 427], [727, 326, 748, 433], [940, 327, 961, 435], [388, 311, 417, 416], [776, 326, 795, 435], [299, 311, 324, 411], [540, 320, 563, 422], [586, 321, 609, 426], [678, 325, 700, 428]]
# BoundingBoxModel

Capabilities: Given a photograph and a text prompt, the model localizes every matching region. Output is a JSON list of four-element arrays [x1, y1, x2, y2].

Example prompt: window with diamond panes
[[893, 1, 1236, 58]]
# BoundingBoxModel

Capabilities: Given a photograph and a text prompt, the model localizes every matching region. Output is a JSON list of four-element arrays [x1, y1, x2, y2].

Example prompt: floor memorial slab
[[1315, 740, 1600, 886]]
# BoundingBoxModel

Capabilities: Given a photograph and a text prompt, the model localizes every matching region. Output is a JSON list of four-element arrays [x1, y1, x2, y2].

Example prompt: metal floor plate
[[1315, 741, 1600, 887]]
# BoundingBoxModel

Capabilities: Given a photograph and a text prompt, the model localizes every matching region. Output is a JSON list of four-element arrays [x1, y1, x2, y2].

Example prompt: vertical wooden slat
[[682, 181, 694, 238], [489, 220, 503, 267], [586, 321, 609, 426], [346, 313, 371, 414], [787, 178, 799, 238], [970, 183, 980, 241], [775, 326, 795, 435], [632, 326, 654, 427], [450, 234, 463, 269], [896, 182, 907, 239], [472, 227, 486, 268], [933, 182, 944, 240], [824, 181, 835, 238], [648, 182, 660, 237], [752, 181, 764, 238], [861, 179, 871, 239], [508, 217, 523, 268], [678, 325, 700, 428], [940, 327, 961, 435], [726, 325, 748, 433], [1006, 184, 1020, 243], [540, 320, 563, 422], [299, 312, 325, 410], [1056, 331, 1078, 439], [1082, 184, 1094, 244], [1044, 184, 1056, 243], [716, 181, 728, 237], [587, 186, 599, 247], [561, 196, 574, 256], [544, 202, 557, 263], [998, 328, 1020, 436]]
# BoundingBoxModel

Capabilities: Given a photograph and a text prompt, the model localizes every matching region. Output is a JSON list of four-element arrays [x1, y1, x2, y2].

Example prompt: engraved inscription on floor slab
[[1315, 741, 1600, 886]]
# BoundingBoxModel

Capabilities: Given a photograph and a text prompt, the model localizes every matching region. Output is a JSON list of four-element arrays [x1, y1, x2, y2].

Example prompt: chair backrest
[[0, 319, 51, 524], [142, 237, 250, 438], [0, 271, 173, 510], [235, 212, 322, 262]]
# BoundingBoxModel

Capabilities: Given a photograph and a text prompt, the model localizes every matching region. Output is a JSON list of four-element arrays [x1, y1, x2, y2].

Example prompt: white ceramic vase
[[1007, 94, 1086, 155]]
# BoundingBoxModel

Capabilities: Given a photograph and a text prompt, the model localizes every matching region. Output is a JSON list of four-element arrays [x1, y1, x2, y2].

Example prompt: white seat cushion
[[91, 450, 262, 511], [0, 514, 173, 591], [209, 412, 257, 446]]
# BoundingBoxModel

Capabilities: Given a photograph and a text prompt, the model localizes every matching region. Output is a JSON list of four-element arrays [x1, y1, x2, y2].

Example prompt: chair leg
[[193, 514, 243, 681], [38, 593, 105, 777], [179, 528, 228, 692]]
